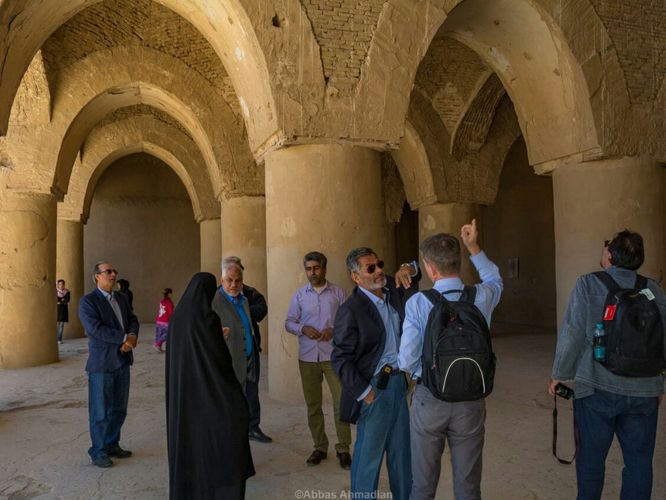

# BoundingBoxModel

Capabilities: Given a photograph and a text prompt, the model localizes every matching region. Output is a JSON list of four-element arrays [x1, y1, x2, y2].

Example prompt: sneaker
[[58, 341, 63, 345], [153, 344, 162, 353]]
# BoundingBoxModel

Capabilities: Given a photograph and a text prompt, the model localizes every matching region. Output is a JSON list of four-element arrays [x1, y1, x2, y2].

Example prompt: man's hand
[[222, 327, 230, 340], [394, 263, 416, 289], [547, 378, 561, 397], [319, 327, 333, 342], [460, 218, 481, 256], [363, 387, 375, 404], [125, 335, 137, 348], [120, 343, 132, 353], [302, 326, 322, 340]]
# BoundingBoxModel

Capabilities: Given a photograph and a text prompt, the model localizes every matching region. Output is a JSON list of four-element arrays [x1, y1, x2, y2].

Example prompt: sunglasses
[[362, 260, 385, 274], [97, 269, 118, 275]]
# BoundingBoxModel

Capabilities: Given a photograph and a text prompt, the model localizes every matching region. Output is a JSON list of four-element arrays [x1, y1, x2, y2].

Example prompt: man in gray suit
[[212, 259, 271, 443]]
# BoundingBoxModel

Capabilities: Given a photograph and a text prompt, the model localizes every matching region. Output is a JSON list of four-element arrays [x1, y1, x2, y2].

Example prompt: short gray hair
[[222, 255, 244, 271], [419, 233, 461, 274], [92, 261, 109, 284], [346, 247, 376, 273], [221, 260, 243, 277]]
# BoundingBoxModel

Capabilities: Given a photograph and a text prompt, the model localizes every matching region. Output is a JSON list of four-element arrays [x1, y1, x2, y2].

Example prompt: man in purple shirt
[[285, 251, 352, 469]]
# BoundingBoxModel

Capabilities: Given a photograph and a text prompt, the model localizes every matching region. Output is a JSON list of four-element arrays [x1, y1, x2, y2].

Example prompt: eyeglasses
[[362, 260, 385, 274], [97, 269, 118, 275]]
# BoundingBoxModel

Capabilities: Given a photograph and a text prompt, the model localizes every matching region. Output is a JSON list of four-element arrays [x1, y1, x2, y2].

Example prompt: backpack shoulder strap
[[635, 274, 648, 289], [593, 271, 621, 293], [422, 289, 444, 306], [459, 285, 477, 304]]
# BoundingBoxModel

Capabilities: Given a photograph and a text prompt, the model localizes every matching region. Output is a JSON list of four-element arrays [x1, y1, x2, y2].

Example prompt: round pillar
[[221, 195, 268, 352], [0, 192, 58, 368], [265, 144, 388, 402], [56, 218, 84, 339], [418, 202, 484, 287], [553, 157, 665, 323], [199, 218, 221, 276]]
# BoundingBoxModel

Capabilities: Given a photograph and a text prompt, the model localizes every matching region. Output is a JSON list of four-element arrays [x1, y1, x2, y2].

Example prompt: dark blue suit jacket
[[332, 275, 419, 424], [79, 287, 140, 373]]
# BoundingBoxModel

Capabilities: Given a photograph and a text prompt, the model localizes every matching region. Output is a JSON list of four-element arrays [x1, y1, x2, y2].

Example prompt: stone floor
[[0, 325, 664, 500]]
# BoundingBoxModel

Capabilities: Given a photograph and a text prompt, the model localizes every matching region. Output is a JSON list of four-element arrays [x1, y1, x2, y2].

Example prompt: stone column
[[0, 192, 58, 368], [418, 202, 484, 287], [199, 218, 221, 276], [220, 195, 268, 352], [552, 156, 665, 323], [56, 218, 84, 338], [265, 144, 388, 402]]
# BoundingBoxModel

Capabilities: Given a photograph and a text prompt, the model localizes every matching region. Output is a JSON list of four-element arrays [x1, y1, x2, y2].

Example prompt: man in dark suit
[[332, 248, 419, 500], [79, 261, 139, 468]]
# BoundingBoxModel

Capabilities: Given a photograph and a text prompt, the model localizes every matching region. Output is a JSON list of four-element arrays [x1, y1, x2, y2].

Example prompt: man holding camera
[[332, 248, 419, 500], [549, 230, 666, 500]]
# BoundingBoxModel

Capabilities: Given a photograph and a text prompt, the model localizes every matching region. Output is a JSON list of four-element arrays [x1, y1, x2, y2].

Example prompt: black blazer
[[331, 275, 418, 424], [79, 288, 140, 373]]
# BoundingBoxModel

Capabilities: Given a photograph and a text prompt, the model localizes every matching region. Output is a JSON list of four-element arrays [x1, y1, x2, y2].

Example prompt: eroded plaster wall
[[484, 138, 556, 331], [83, 153, 200, 322]]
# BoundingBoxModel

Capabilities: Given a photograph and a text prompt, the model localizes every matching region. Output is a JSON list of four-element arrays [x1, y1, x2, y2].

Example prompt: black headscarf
[[166, 272, 255, 499]]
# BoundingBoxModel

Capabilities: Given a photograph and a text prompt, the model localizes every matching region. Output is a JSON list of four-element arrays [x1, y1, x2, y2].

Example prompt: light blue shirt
[[356, 286, 402, 401], [220, 288, 253, 358], [398, 251, 503, 379]]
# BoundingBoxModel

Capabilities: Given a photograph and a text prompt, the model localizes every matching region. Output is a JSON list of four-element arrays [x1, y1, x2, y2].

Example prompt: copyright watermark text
[[294, 490, 392, 499]]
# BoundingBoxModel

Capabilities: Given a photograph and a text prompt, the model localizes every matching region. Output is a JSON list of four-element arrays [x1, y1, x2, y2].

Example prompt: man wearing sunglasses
[[79, 261, 140, 468], [331, 249, 420, 500]]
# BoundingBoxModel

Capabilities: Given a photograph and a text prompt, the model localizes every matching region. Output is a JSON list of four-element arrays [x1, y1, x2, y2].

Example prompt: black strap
[[593, 271, 621, 294], [635, 274, 648, 289], [423, 286, 475, 305], [552, 395, 579, 465]]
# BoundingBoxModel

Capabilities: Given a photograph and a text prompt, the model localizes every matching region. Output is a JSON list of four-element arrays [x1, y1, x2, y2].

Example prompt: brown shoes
[[306, 449, 327, 466]]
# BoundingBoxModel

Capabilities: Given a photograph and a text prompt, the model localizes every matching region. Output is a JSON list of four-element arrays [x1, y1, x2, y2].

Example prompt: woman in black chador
[[166, 272, 255, 499]]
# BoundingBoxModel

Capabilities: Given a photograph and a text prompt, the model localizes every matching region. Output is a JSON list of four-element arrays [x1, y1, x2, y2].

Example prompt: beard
[[364, 275, 387, 291]]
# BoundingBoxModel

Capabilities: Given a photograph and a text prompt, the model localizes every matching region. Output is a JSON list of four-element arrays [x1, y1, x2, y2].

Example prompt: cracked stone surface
[[0, 325, 663, 499]]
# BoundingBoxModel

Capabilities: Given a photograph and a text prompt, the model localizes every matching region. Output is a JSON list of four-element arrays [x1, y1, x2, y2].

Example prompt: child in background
[[154, 288, 174, 353]]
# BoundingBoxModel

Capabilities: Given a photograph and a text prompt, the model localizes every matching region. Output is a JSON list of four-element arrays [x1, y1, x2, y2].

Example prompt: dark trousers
[[574, 389, 658, 500], [87, 364, 130, 460], [245, 379, 261, 431]]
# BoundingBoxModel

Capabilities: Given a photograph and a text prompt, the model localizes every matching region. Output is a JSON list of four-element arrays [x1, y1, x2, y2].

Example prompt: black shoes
[[107, 447, 132, 458], [248, 428, 273, 443], [337, 451, 352, 470], [91, 456, 113, 468], [306, 449, 327, 466]]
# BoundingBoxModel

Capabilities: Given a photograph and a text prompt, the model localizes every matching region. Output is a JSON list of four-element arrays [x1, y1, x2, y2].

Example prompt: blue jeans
[[574, 389, 658, 500], [88, 364, 131, 460], [351, 373, 411, 500]]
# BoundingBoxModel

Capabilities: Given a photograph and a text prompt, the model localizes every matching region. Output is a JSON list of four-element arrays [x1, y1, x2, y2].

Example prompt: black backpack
[[421, 287, 496, 402], [593, 272, 665, 377]]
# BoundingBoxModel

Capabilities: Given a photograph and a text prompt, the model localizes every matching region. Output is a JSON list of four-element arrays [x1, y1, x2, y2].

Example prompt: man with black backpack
[[549, 230, 666, 500], [398, 219, 502, 500]]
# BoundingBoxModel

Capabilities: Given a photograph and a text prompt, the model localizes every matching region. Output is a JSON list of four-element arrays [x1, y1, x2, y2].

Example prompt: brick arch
[[0, 0, 276, 150], [359, 0, 602, 165], [59, 114, 217, 223], [5, 46, 260, 199], [51, 81, 220, 204], [399, 89, 523, 207]]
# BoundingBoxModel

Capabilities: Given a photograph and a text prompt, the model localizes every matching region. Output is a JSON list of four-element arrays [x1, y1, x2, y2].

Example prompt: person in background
[[154, 287, 174, 353], [117, 279, 134, 309], [56, 279, 70, 345]]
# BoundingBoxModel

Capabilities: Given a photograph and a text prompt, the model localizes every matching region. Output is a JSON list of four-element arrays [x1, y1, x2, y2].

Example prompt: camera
[[554, 383, 574, 400], [376, 365, 393, 390]]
